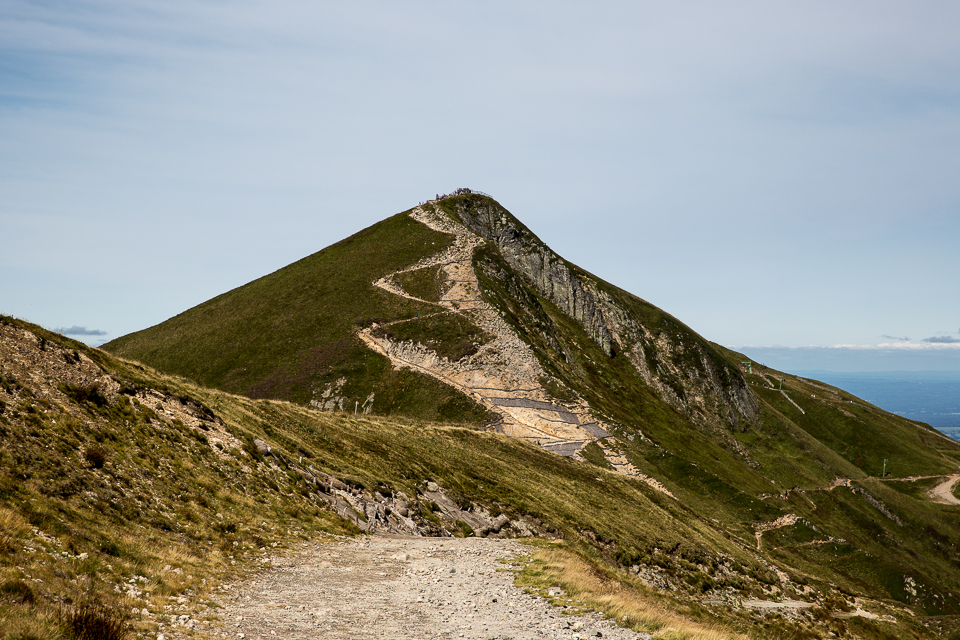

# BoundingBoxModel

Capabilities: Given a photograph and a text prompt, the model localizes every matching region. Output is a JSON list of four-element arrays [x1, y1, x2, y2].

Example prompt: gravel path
[[929, 474, 960, 506], [359, 203, 607, 455], [215, 535, 649, 640]]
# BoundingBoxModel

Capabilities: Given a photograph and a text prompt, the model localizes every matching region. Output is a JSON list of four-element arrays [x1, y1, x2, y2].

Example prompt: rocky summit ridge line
[[451, 196, 758, 427]]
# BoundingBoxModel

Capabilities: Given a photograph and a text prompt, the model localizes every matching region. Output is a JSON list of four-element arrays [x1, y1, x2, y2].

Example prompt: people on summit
[[432, 188, 472, 201]]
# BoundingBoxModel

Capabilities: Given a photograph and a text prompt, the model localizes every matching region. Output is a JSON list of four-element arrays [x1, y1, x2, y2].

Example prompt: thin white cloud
[[54, 325, 107, 336], [732, 342, 960, 351], [837, 342, 960, 350]]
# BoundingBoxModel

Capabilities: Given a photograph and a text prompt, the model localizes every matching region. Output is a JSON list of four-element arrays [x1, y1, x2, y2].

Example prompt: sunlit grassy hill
[[103, 211, 492, 425], [0, 317, 783, 639], [84, 194, 960, 639]]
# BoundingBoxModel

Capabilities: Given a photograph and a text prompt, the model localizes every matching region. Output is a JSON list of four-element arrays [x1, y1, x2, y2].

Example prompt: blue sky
[[2, 1, 959, 372]]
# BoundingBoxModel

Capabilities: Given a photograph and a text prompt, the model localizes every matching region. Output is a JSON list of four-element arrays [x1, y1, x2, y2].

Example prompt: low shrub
[[60, 383, 109, 408], [0, 579, 36, 604], [84, 446, 108, 469], [99, 540, 122, 557], [64, 604, 128, 640]]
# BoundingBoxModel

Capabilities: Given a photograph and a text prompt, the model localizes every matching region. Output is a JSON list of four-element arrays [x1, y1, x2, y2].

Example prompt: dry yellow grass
[[0, 610, 62, 640], [515, 544, 748, 640], [0, 507, 29, 547]]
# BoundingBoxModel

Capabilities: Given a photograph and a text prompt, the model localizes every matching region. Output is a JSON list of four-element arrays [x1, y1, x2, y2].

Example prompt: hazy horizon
[[738, 345, 960, 373]]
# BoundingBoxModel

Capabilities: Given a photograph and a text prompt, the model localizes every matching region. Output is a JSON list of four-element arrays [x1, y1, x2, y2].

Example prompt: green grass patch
[[579, 441, 612, 470], [102, 211, 461, 415], [393, 264, 445, 302], [372, 312, 494, 361], [540, 375, 578, 402]]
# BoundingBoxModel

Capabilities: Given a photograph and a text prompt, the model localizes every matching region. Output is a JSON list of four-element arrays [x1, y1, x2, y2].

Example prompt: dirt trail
[[753, 514, 799, 550], [596, 441, 675, 498], [740, 599, 884, 621], [354, 202, 674, 496], [929, 474, 960, 506], [755, 372, 804, 415], [741, 598, 811, 611], [213, 536, 649, 640], [359, 204, 608, 454]]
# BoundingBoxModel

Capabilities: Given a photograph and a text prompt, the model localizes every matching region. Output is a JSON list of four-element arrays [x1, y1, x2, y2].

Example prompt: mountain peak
[[105, 194, 756, 459], [96, 196, 960, 631]]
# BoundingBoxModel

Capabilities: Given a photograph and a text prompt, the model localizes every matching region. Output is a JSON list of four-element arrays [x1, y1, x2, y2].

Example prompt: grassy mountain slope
[[97, 195, 960, 638], [0, 316, 824, 640], [104, 211, 492, 425]]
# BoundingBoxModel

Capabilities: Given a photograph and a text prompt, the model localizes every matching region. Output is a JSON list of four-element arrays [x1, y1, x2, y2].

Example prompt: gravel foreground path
[[215, 535, 650, 640]]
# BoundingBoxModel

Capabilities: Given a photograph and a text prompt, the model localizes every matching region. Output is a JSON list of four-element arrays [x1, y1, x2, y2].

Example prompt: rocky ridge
[[303, 469, 552, 540], [449, 197, 759, 430], [0, 322, 245, 459], [355, 203, 676, 496]]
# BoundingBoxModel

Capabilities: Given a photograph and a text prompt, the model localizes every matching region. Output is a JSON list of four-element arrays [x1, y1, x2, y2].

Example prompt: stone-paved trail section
[[216, 535, 650, 640]]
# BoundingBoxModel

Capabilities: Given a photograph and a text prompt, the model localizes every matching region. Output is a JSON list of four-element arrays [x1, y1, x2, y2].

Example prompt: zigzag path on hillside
[[356, 203, 672, 496], [752, 473, 960, 551]]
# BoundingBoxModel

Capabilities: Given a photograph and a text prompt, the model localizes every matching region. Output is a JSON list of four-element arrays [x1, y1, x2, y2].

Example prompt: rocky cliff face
[[451, 201, 617, 358], [448, 196, 758, 429]]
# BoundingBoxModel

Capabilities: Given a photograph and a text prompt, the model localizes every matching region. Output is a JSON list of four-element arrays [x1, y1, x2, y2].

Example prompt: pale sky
[[2, 1, 959, 371]]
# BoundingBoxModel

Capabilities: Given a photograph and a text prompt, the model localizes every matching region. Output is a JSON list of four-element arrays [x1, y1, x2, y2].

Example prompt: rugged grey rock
[[300, 467, 547, 539], [451, 197, 759, 429]]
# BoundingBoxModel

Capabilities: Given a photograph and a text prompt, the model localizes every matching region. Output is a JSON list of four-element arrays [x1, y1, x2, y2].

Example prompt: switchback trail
[[355, 202, 675, 496], [357, 204, 590, 447], [213, 536, 649, 640]]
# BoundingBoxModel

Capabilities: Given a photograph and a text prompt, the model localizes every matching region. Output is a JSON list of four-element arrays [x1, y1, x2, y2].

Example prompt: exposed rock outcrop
[[301, 468, 549, 539], [357, 203, 618, 456], [450, 196, 758, 429]]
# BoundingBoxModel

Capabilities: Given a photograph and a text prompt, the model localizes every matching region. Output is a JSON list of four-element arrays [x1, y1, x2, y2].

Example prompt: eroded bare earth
[[214, 536, 649, 640]]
